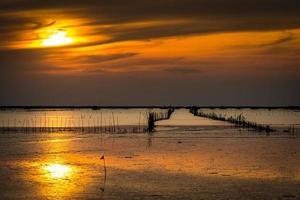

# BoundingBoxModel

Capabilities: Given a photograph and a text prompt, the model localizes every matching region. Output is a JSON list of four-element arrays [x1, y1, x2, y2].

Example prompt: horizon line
[[0, 105, 299, 110]]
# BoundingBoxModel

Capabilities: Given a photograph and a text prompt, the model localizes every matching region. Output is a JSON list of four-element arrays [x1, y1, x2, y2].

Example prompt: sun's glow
[[42, 30, 74, 47], [44, 163, 72, 179]]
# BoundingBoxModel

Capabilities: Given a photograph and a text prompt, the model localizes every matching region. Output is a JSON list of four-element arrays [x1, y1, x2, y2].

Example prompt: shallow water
[[1, 108, 299, 129], [0, 108, 173, 134], [156, 109, 231, 126], [0, 109, 300, 199], [0, 108, 168, 128], [199, 108, 300, 127], [1, 130, 300, 199]]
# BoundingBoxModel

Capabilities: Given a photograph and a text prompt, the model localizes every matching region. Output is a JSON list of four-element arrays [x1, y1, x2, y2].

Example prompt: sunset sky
[[0, 0, 299, 106]]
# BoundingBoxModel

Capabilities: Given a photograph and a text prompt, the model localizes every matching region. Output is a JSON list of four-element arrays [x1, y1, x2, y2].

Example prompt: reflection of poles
[[147, 133, 153, 148], [100, 155, 106, 192]]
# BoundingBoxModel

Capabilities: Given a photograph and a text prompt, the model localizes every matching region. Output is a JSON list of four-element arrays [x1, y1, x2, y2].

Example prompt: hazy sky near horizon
[[0, 0, 300, 106]]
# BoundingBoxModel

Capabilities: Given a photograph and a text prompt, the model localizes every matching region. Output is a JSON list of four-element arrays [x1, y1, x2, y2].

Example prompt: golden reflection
[[44, 163, 72, 179], [2, 130, 299, 199], [42, 30, 74, 47]]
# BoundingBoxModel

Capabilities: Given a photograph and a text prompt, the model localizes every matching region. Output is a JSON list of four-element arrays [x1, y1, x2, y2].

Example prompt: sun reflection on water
[[44, 163, 72, 179]]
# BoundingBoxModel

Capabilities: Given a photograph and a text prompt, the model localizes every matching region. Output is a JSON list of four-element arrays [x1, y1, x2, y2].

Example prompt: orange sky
[[1, 11, 300, 76], [0, 0, 299, 105]]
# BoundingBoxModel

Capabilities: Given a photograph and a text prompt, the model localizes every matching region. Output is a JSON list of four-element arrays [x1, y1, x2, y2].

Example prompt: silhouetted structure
[[0, 108, 175, 134], [190, 107, 274, 133], [147, 108, 175, 132]]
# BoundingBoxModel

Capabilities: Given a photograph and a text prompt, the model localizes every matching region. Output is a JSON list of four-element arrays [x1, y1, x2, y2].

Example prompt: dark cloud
[[233, 32, 298, 51], [163, 66, 201, 74], [0, 49, 48, 73], [0, 0, 300, 105], [0, 70, 299, 106], [76, 53, 138, 64], [1, 0, 300, 18], [0, 48, 140, 74], [1, 0, 300, 46], [259, 33, 296, 47]]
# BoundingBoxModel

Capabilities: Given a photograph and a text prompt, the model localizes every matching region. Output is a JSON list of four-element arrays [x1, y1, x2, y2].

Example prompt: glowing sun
[[42, 30, 74, 47]]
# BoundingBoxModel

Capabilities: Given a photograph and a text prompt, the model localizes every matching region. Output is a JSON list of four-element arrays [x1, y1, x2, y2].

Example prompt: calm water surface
[[0, 109, 300, 199]]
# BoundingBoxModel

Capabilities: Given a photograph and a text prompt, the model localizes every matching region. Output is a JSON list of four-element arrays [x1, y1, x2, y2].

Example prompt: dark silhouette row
[[147, 108, 174, 132], [0, 109, 174, 133], [0, 125, 148, 134], [189, 107, 274, 133]]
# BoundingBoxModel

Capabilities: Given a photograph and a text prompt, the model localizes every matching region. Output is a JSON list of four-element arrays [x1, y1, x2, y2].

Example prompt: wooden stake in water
[[100, 154, 107, 191], [100, 112, 103, 133]]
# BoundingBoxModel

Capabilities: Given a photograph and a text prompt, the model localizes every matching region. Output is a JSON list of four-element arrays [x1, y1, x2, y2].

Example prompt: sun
[[42, 30, 74, 47]]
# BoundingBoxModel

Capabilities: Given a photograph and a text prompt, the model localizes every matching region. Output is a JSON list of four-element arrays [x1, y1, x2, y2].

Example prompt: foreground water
[[1, 131, 300, 199], [0, 109, 300, 199]]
